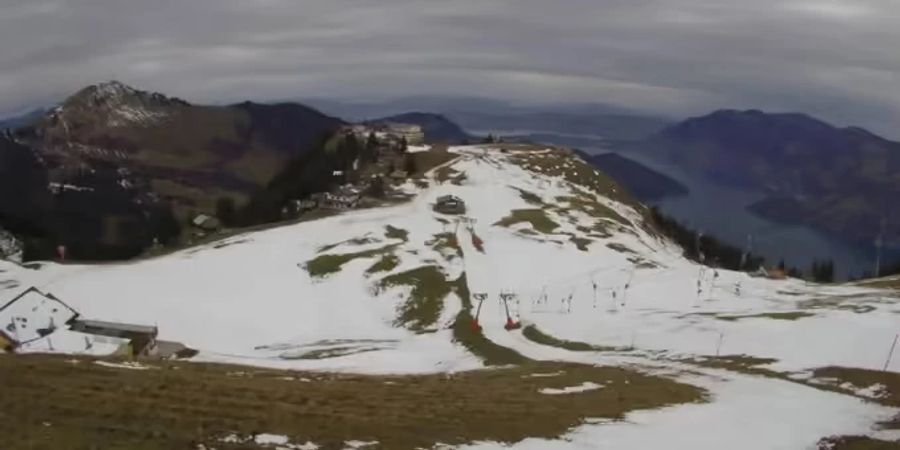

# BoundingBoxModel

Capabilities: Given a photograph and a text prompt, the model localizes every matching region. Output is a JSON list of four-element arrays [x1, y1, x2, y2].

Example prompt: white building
[[384, 123, 425, 145], [0, 287, 79, 350]]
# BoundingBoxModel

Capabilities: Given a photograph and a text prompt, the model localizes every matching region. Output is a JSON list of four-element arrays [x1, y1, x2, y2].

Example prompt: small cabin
[[69, 319, 159, 356], [384, 123, 425, 145], [191, 214, 221, 232], [316, 186, 361, 210], [434, 195, 466, 215]]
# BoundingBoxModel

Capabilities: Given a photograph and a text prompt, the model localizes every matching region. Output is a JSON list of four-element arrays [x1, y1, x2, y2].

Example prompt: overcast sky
[[1, 0, 898, 137]]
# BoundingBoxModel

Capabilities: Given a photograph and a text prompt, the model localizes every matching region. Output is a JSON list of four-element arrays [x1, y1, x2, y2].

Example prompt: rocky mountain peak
[[87, 80, 137, 99], [51, 81, 188, 129]]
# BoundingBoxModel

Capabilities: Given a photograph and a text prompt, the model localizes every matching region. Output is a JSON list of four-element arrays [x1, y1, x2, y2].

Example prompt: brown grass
[[285, 346, 381, 360], [0, 354, 705, 450], [365, 253, 400, 275], [522, 325, 620, 352], [495, 209, 560, 234], [711, 311, 815, 322], [305, 244, 399, 278], [502, 146, 638, 207], [570, 236, 593, 252], [384, 225, 409, 242], [377, 266, 453, 331], [410, 145, 458, 177], [688, 356, 900, 411], [817, 436, 900, 449], [853, 275, 900, 291], [427, 232, 463, 259], [797, 295, 883, 314], [813, 366, 900, 407], [514, 188, 545, 206], [556, 194, 630, 226], [433, 165, 467, 185], [606, 242, 637, 254], [690, 355, 781, 375]]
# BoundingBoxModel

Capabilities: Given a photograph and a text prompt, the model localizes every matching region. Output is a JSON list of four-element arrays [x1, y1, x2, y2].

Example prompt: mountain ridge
[[644, 109, 900, 245], [584, 152, 688, 202], [1, 81, 344, 260]]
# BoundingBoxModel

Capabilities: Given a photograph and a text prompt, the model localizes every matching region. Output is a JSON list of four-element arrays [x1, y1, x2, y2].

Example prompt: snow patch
[[344, 440, 378, 449], [94, 360, 156, 371], [836, 382, 890, 400], [220, 433, 318, 449], [539, 382, 604, 395], [855, 383, 889, 399], [407, 145, 431, 153], [523, 371, 565, 378], [255, 434, 290, 445]]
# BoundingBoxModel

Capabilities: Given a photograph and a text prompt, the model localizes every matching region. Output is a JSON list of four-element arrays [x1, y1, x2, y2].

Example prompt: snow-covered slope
[[1, 144, 897, 371], [0, 144, 897, 448]]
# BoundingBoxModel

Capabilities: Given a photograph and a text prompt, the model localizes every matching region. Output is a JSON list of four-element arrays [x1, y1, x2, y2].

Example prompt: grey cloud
[[0, 0, 898, 137]]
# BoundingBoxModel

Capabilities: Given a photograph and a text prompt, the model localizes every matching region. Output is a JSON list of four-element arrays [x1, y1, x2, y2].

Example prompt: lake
[[607, 149, 887, 279]]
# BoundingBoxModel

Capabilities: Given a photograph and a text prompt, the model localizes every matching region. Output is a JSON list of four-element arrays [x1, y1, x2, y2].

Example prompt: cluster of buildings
[[346, 122, 425, 146], [278, 122, 426, 219]]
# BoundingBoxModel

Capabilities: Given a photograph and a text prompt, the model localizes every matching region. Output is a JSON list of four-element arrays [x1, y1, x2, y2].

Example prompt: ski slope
[[0, 144, 897, 448]]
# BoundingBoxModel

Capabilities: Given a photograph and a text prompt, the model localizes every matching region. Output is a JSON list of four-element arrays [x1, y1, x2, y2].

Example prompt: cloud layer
[[1, 0, 898, 136]]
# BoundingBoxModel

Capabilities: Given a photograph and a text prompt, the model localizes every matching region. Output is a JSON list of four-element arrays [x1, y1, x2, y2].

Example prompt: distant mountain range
[[306, 96, 672, 143], [5, 85, 899, 263], [643, 109, 900, 246], [0, 108, 47, 131], [451, 110, 670, 142]]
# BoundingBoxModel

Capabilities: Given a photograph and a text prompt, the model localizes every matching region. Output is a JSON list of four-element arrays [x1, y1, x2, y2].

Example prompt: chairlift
[[500, 292, 521, 330], [472, 293, 488, 331]]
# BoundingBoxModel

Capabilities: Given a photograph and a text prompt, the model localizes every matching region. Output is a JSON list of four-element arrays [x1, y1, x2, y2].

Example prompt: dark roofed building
[[69, 319, 158, 337], [434, 195, 466, 215], [70, 319, 159, 356]]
